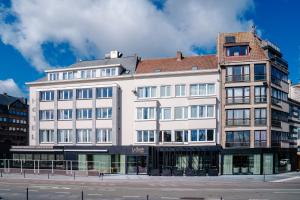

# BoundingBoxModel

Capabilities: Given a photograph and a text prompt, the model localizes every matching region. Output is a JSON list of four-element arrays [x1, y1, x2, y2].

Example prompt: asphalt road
[[0, 175, 300, 200]]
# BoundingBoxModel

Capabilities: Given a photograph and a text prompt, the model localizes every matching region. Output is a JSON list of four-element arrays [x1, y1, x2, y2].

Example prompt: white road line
[[273, 191, 300, 194], [270, 176, 300, 183], [28, 190, 38, 192], [55, 192, 70, 194], [122, 195, 140, 198], [249, 199, 269, 200], [0, 189, 10, 191], [161, 197, 179, 200], [87, 193, 103, 196]]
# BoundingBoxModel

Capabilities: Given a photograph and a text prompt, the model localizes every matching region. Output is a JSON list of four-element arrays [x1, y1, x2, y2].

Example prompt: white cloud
[[0, 79, 24, 97], [0, 0, 254, 72]]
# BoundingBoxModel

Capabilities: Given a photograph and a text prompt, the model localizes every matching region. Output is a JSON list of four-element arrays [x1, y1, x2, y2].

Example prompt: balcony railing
[[271, 120, 281, 128], [255, 96, 267, 104], [271, 98, 282, 107], [225, 75, 250, 83], [271, 56, 288, 69], [271, 76, 282, 87], [226, 119, 250, 126], [255, 118, 267, 126], [254, 74, 266, 81], [226, 97, 250, 104], [225, 142, 250, 148], [254, 141, 267, 147]]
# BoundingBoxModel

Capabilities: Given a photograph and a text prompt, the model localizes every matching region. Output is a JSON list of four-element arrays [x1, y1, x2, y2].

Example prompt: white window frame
[[174, 130, 189, 143], [96, 87, 113, 98], [190, 83, 216, 96], [96, 107, 112, 119], [175, 84, 186, 97], [136, 130, 155, 143], [76, 129, 91, 143], [136, 107, 156, 120], [190, 105, 215, 119], [160, 85, 171, 97], [62, 71, 74, 80], [58, 109, 73, 120], [101, 68, 117, 77], [159, 107, 171, 120], [76, 88, 93, 99], [49, 73, 58, 81], [40, 91, 54, 101], [96, 129, 112, 143], [39, 129, 54, 143], [40, 110, 54, 121], [137, 86, 157, 99], [190, 129, 215, 142], [76, 109, 92, 120], [58, 90, 73, 100], [57, 129, 72, 143], [174, 106, 188, 120]]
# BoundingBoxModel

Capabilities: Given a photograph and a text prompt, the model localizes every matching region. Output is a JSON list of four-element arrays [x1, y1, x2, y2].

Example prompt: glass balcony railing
[[255, 118, 267, 126], [255, 96, 267, 103], [271, 56, 288, 69], [225, 142, 250, 148], [271, 120, 281, 128], [226, 119, 250, 126], [226, 97, 250, 104], [254, 141, 267, 147], [225, 75, 250, 83]]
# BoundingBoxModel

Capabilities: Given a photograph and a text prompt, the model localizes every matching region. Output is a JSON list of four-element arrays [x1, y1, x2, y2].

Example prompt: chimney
[[176, 51, 183, 61]]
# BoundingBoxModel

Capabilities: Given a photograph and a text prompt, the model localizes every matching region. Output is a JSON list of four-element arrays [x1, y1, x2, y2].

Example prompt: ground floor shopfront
[[222, 148, 297, 175]]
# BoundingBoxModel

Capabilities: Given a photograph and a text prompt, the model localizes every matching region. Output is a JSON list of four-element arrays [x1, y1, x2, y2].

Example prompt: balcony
[[255, 118, 267, 126], [271, 98, 282, 107], [254, 74, 266, 82], [225, 75, 250, 83], [226, 119, 250, 126], [271, 56, 288, 69], [255, 96, 267, 104], [271, 120, 281, 128], [254, 141, 267, 147], [225, 142, 250, 148], [226, 97, 250, 104]]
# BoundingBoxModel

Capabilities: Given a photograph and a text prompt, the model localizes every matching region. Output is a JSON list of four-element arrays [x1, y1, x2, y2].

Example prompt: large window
[[58, 90, 73, 100], [190, 129, 214, 142], [62, 71, 74, 80], [58, 109, 72, 120], [271, 66, 288, 85], [137, 107, 156, 120], [96, 87, 112, 98], [76, 88, 93, 99], [255, 108, 267, 126], [101, 68, 117, 77], [226, 87, 250, 104], [159, 107, 171, 120], [137, 130, 155, 143], [226, 45, 248, 56], [190, 83, 215, 96], [160, 85, 171, 97], [254, 64, 266, 81], [49, 73, 58, 81], [226, 65, 250, 82], [159, 130, 172, 143], [175, 130, 189, 142], [175, 85, 186, 97], [39, 130, 54, 143], [76, 109, 92, 120], [96, 107, 112, 119], [96, 129, 112, 143], [57, 129, 72, 143], [76, 129, 91, 143], [39, 110, 54, 121], [40, 91, 54, 101], [226, 131, 250, 147], [271, 87, 288, 105], [255, 86, 267, 103], [226, 109, 250, 126], [190, 105, 215, 118], [174, 106, 188, 120], [254, 130, 267, 147], [137, 86, 156, 98], [80, 70, 96, 79]]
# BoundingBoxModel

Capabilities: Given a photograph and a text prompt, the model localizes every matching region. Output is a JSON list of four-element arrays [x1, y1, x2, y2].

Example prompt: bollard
[[146, 194, 149, 200], [0, 170, 2, 178], [220, 196, 223, 200], [263, 173, 266, 182], [81, 190, 83, 200], [26, 187, 28, 200]]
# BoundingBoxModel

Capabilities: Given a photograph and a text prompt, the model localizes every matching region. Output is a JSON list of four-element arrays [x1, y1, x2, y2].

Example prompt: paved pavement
[[0, 172, 299, 200]]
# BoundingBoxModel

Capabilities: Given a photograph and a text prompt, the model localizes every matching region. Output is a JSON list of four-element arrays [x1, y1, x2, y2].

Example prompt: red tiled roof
[[136, 55, 217, 74]]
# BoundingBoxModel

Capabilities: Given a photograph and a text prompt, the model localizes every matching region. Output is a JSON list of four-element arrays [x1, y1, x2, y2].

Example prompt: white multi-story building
[[12, 50, 221, 175]]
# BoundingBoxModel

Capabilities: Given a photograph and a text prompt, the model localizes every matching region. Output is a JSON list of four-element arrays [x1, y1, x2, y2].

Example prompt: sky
[[0, 0, 299, 97]]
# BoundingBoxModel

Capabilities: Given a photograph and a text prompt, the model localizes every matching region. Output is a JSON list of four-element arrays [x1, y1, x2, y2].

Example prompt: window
[[96, 87, 112, 98], [226, 65, 250, 82], [190, 105, 215, 118], [39, 110, 54, 121], [80, 70, 96, 79], [101, 68, 117, 77], [255, 86, 267, 103], [271, 66, 288, 85], [254, 64, 266, 81], [190, 84, 215, 96], [226, 87, 250, 104], [175, 130, 188, 142], [190, 129, 214, 142], [226, 131, 250, 147], [226, 109, 250, 126], [76, 88, 92, 99], [159, 107, 171, 120], [174, 107, 188, 120], [49, 73, 58, 81], [76, 129, 91, 143], [96, 129, 112, 143], [271, 87, 288, 105], [255, 108, 267, 126], [76, 109, 92, 119], [137, 130, 155, 143], [137, 107, 156, 120], [62, 71, 74, 80], [226, 45, 248, 56], [96, 107, 112, 119], [39, 130, 54, 143], [137, 86, 156, 98], [58, 109, 72, 120], [175, 85, 186, 97], [254, 130, 267, 147], [58, 90, 73, 100], [159, 130, 172, 142], [40, 91, 54, 101], [160, 85, 171, 97], [57, 129, 72, 143]]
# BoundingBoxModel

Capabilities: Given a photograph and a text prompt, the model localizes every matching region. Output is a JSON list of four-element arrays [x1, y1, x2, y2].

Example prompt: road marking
[[161, 197, 179, 200], [273, 191, 300, 194], [249, 199, 269, 200], [28, 190, 38, 192], [0, 189, 10, 191], [122, 195, 140, 198], [270, 176, 300, 183], [55, 192, 70, 194], [87, 193, 103, 196]]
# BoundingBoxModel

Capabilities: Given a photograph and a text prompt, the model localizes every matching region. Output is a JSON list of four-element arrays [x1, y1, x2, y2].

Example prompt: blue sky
[[0, 0, 299, 97]]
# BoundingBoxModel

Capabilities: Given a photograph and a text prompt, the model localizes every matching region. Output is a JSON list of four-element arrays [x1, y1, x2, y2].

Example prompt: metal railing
[[255, 96, 267, 104], [225, 142, 250, 148], [255, 118, 267, 126], [226, 97, 250, 104], [254, 141, 267, 147], [226, 119, 250, 126], [225, 75, 250, 83]]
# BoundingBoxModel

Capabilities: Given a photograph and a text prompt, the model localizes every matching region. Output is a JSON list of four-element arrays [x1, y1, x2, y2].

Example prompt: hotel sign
[[131, 146, 145, 154]]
